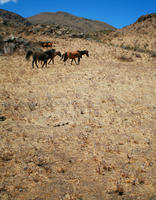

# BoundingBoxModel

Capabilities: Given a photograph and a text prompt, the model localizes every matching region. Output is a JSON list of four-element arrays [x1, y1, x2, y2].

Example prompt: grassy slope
[[0, 37, 156, 200]]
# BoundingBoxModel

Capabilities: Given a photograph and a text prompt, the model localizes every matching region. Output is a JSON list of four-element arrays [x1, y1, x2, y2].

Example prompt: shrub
[[117, 55, 133, 62], [150, 51, 156, 57]]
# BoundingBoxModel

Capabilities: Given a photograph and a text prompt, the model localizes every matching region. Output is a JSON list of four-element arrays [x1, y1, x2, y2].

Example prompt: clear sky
[[0, 0, 155, 28]]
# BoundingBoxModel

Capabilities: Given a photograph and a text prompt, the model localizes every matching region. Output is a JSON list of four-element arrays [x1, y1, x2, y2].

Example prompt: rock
[[3, 42, 16, 54], [0, 35, 35, 55], [116, 183, 124, 195], [69, 33, 85, 38], [56, 30, 63, 36], [0, 116, 6, 121]]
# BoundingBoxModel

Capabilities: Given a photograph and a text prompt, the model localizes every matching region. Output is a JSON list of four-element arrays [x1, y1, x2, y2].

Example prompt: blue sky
[[0, 0, 155, 28]]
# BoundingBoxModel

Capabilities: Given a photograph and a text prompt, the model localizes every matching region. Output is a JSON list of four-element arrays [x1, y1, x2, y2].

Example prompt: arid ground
[[0, 36, 156, 200]]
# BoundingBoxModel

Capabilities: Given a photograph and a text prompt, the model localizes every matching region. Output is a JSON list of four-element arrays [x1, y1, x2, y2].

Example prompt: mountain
[[0, 9, 31, 27], [27, 11, 116, 33]]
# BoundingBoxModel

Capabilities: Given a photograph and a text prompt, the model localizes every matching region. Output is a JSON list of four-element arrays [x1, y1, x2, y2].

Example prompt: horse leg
[[32, 59, 34, 68], [48, 59, 52, 64], [71, 58, 76, 65], [35, 59, 39, 68], [74, 58, 77, 65], [45, 60, 48, 67], [60, 54, 64, 61], [42, 60, 48, 68], [64, 58, 68, 65], [42, 60, 45, 68], [71, 59, 74, 65], [63, 53, 68, 65], [49, 57, 54, 64], [77, 57, 80, 65]]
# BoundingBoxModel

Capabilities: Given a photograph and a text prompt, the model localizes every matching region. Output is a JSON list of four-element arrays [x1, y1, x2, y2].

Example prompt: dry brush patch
[[0, 38, 156, 200]]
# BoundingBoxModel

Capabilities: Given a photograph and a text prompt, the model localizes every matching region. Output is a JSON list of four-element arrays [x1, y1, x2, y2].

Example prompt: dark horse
[[25, 50, 50, 68], [44, 49, 62, 64], [61, 50, 89, 65]]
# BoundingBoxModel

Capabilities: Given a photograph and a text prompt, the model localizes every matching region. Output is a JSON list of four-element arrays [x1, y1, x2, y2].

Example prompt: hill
[[98, 13, 156, 54], [0, 9, 31, 27], [0, 11, 156, 199], [0, 36, 155, 200], [27, 11, 116, 33], [0, 11, 156, 200]]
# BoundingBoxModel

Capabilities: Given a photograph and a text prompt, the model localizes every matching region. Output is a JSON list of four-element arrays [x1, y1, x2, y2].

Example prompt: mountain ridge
[[27, 11, 116, 33]]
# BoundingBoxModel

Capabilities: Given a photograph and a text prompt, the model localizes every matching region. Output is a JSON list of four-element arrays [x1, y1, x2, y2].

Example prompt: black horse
[[44, 49, 62, 64], [61, 50, 89, 65], [25, 50, 50, 68]]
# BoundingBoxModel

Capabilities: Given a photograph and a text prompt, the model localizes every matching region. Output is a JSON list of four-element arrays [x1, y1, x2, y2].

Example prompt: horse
[[62, 50, 89, 65], [40, 41, 53, 48], [44, 49, 62, 64], [25, 50, 50, 68]]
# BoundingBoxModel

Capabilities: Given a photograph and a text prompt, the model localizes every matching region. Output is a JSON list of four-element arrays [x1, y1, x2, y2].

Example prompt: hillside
[[0, 35, 155, 200], [98, 13, 156, 54], [0, 11, 156, 200], [0, 9, 31, 27], [27, 11, 116, 33]]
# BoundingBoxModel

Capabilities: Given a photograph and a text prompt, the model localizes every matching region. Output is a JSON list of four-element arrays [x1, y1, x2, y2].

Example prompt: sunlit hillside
[[0, 35, 156, 200], [0, 11, 156, 200]]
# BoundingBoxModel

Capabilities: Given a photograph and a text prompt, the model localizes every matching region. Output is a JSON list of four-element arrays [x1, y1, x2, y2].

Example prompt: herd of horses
[[25, 47, 89, 68]]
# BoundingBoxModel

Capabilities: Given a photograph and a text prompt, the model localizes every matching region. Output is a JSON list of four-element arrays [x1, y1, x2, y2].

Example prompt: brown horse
[[25, 50, 50, 68], [62, 50, 89, 65], [44, 49, 62, 64], [40, 41, 53, 48]]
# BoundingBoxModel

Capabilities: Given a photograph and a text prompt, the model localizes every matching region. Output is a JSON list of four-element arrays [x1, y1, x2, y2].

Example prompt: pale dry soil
[[0, 38, 156, 200]]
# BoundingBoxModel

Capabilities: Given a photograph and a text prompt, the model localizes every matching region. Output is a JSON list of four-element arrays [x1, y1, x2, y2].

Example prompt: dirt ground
[[0, 37, 156, 200]]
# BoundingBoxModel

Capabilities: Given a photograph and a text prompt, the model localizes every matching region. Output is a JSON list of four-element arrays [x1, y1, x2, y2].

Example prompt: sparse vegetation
[[0, 11, 156, 200], [150, 51, 156, 57], [117, 55, 133, 62]]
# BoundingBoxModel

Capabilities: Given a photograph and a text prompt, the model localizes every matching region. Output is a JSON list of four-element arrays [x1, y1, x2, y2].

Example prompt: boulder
[[0, 35, 34, 55]]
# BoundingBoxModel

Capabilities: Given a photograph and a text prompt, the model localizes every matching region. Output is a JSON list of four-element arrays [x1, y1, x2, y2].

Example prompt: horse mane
[[78, 50, 87, 53], [44, 48, 56, 56]]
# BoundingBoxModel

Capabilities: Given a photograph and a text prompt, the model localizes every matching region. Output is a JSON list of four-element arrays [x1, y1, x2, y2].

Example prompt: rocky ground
[[0, 36, 156, 200]]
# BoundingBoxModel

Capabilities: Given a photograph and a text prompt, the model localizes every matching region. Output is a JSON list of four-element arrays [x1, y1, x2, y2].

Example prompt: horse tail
[[26, 50, 33, 60]]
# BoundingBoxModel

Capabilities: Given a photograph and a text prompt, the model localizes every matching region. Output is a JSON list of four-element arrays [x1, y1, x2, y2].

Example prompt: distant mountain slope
[[99, 13, 156, 53], [0, 9, 31, 26], [27, 11, 116, 33]]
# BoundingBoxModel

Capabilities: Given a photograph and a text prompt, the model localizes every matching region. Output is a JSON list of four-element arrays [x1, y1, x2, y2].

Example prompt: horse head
[[78, 50, 89, 57], [84, 50, 89, 57]]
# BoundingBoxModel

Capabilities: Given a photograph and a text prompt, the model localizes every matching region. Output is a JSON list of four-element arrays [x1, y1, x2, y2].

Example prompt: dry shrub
[[150, 51, 156, 58], [117, 55, 133, 62]]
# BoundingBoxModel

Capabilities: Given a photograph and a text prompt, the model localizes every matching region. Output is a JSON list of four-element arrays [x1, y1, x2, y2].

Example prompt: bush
[[117, 55, 133, 62], [150, 51, 156, 58]]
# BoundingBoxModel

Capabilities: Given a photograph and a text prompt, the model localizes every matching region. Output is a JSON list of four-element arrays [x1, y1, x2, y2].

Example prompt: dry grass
[[0, 37, 156, 200]]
